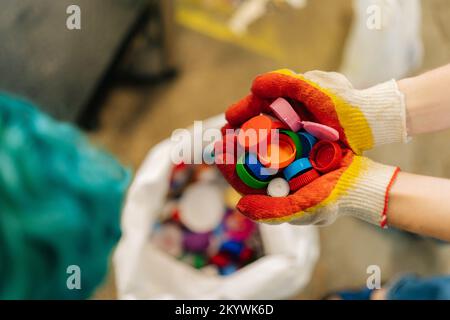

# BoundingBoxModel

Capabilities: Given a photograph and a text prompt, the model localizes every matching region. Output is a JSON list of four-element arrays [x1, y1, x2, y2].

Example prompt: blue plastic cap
[[298, 131, 317, 157], [244, 153, 277, 181], [283, 158, 313, 181], [220, 240, 244, 256]]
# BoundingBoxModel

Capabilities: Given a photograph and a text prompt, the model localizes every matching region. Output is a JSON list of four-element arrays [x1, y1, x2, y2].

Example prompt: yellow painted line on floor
[[175, 6, 285, 61]]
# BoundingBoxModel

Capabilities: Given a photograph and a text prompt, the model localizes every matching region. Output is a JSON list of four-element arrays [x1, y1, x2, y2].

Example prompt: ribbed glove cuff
[[337, 158, 400, 227]]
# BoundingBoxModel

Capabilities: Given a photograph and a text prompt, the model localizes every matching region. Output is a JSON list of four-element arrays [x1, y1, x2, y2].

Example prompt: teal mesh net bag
[[0, 93, 132, 299]]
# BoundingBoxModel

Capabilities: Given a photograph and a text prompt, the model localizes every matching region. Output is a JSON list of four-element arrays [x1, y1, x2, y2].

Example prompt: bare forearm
[[398, 64, 450, 136], [388, 172, 450, 241], [390, 66, 450, 240]]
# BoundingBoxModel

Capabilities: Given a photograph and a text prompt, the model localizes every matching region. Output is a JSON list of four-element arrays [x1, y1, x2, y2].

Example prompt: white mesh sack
[[113, 114, 320, 299]]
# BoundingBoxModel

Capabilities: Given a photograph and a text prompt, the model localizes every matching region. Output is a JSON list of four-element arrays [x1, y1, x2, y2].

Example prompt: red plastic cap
[[239, 247, 254, 262], [238, 115, 271, 149], [310, 141, 343, 173], [289, 169, 320, 192], [237, 115, 286, 149], [210, 253, 230, 268]]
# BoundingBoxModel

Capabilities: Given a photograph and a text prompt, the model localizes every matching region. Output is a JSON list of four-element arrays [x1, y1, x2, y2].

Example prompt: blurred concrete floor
[[91, 0, 450, 299]]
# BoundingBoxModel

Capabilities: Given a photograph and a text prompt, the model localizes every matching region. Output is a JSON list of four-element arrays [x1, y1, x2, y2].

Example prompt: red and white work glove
[[216, 69, 408, 227]]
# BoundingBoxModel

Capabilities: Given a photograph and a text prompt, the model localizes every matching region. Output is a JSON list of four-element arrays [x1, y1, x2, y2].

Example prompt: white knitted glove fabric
[[304, 70, 409, 148], [288, 157, 398, 227], [291, 71, 406, 227]]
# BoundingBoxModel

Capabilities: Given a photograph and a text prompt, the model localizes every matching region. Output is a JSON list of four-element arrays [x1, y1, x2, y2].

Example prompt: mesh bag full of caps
[[114, 114, 319, 299], [151, 163, 265, 277]]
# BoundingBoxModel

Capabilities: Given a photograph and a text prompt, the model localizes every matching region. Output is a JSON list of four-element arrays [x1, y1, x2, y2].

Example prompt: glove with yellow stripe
[[216, 69, 408, 227]]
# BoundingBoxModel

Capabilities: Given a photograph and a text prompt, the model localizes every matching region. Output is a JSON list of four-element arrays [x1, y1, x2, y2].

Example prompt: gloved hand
[[216, 69, 408, 227]]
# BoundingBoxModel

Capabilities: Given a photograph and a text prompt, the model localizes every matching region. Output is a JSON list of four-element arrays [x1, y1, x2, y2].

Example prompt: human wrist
[[398, 65, 450, 136]]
